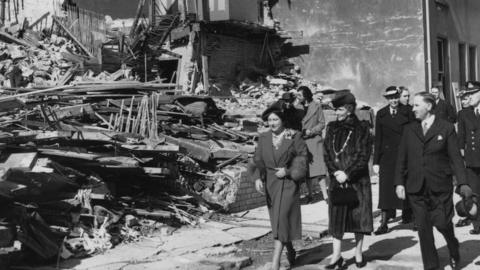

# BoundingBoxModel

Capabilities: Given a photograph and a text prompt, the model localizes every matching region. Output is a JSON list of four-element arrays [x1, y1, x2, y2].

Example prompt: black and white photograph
[[0, 0, 479, 269]]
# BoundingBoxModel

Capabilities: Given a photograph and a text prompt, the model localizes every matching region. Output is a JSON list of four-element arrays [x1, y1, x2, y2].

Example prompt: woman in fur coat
[[249, 105, 308, 270], [323, 92, 373, 269]]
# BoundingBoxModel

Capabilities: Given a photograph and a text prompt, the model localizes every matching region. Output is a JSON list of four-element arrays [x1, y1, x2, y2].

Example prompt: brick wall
[[226, 164, 322, 213]]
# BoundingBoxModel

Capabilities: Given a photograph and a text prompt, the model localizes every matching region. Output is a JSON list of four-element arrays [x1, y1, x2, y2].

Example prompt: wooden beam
[[27, 12, 50, 30], [52, 16, 95, 58]]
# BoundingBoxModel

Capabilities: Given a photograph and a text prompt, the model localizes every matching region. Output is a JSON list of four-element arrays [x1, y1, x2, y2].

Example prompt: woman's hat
[[383, 86, 400, 97], [331, 91, 356, 108], [455, 194, 478, 219], [261, 102, 285, 121]]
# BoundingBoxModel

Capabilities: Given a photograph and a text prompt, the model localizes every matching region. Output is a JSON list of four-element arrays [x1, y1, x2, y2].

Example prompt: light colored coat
[[301, 101, 327, 177]]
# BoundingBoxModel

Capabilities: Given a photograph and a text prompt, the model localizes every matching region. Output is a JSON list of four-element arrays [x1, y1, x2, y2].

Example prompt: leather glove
[[459, 184, 473, 199]]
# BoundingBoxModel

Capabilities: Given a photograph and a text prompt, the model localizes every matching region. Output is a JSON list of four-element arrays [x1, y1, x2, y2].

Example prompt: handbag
[[330, 183, 359, 206]]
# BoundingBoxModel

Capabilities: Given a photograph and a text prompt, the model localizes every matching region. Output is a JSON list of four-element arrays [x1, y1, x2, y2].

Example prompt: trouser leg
[[409, 193, 439, 270]]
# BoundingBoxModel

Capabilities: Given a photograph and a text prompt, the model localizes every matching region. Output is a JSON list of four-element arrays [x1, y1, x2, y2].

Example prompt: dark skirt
[[328, 173, 373, 238]]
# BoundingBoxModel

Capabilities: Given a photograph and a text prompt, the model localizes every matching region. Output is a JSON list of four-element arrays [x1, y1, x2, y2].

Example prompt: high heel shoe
[[325, 256, 343, 269]]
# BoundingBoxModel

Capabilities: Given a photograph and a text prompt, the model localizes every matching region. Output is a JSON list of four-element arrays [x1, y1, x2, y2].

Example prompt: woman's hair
[[297, 86, 313, 102]]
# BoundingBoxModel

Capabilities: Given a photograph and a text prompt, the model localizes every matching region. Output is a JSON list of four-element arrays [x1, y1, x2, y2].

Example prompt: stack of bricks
[[226, 164, 324, 213], [226, 164, 266, 213]]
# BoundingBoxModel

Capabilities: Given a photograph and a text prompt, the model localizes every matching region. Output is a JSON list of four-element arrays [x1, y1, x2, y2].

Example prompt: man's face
[[461, 95, 471, 108], [296, 91, 305, 103], [412, 95, 431, 121], [399, 90, 410, 105], [283, 100, 293, 109], [469, 91, 480, 107], [431, 88, 440, 100], [386, 95, 399, 108]]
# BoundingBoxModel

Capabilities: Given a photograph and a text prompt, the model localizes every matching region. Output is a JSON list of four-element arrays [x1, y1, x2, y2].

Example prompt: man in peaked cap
[[456, 81, 480, 234], [373, 86, 414, 235]]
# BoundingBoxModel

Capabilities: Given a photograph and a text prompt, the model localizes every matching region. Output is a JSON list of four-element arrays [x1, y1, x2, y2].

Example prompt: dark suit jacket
[[394, 117, 467, 194], [434, 99, 457, 123], [457, 107, 480, 168]]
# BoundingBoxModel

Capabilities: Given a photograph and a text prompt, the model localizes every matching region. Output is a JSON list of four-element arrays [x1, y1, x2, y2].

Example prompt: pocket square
[[437, 135, 443, 141]]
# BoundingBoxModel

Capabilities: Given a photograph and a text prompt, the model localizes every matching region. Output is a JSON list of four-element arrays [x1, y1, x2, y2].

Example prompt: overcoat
[[457, 107, 480, 168], [252, 130, 308, 242], [433, 99, 457, 123], [373, 105, 410, 210], [323, 114, 373, 237], [457, 107, 480, 224], [300, 101, 327, 177]]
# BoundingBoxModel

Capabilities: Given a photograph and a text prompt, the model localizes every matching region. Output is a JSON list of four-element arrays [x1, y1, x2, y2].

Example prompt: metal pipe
[[425, 0, 432, 91]]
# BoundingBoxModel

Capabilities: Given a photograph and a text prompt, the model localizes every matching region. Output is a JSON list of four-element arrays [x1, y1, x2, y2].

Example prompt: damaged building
[[271, 0, 480, 109]]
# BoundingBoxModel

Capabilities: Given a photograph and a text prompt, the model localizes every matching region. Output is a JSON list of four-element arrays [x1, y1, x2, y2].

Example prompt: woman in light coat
[[296, 86, 328, 202]]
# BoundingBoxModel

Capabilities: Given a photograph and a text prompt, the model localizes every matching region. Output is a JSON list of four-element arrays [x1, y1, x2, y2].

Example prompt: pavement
[[38, 175, 480, 269]]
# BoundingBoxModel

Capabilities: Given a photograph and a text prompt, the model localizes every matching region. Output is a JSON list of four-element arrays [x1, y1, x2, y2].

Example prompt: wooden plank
[[121, 143, 180, 152], [52, 16, 95, 58], [1, 152, 37, 171], [27, 11, 50, 30], [0, 30, 34, 47]]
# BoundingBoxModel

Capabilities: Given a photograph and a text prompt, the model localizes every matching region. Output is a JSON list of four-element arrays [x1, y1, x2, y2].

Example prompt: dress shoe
[[450, 256, 460, 270], [355, 260, 367, 268], [455, 218, 471, 227], [355, 255, 367, 268], [470, 228, 480, 235], [374, 225, 389, 235], [286, 249, 296, 266], [325, 256, 343, 269]]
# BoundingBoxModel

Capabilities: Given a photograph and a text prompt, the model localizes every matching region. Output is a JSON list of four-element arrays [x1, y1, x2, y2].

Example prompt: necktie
[[392, 109, 396, 116], [422, 122, 429, 136]]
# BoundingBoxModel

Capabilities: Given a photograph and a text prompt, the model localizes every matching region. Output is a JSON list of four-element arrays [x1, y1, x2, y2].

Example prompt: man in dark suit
[[395, 92, 473, 270], [457, 81, 480, 234], [430, 87, 457, 123], [373, 86, 413, 235]]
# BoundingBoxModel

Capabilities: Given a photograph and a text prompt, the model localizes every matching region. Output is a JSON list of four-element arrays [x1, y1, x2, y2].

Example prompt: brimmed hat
[[458, 81, 480, 97], [383, 86, 400, 97], [261, 102, 285, 121], [455, 194, 478, 219], [331, 91, 356, 109], [280, 92, 295, 102]]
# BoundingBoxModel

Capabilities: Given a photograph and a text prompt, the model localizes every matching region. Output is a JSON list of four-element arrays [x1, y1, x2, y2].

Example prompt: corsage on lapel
[[437, 135, 443, 141], [284, 129, 295, 140]]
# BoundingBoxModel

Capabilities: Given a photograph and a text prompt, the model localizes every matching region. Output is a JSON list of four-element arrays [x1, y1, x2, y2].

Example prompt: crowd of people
[[248, 83, 480, 270]]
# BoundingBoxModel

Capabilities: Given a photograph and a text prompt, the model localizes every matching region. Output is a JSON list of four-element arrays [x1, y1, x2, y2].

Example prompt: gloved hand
[[459, 184, 473, 199]]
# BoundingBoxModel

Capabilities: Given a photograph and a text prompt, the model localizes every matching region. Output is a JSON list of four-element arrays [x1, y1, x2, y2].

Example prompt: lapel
[[302, 102, 319, 126], [381, 108, 408, 134], [424, 117, 442, 143], [274, 133, 295, 165], [411, 121, 424, 142], [466, 109, 480, 130], [262, 131, 276, 166]]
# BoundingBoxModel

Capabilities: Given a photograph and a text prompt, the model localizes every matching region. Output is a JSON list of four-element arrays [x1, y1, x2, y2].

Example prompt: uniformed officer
[[457, 81, 480, 234]]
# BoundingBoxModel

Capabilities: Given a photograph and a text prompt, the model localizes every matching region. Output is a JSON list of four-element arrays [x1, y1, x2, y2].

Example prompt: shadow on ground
[[293, 237, 357, 267], [349, 236, 418, 268], [438, 239, 480, 269]]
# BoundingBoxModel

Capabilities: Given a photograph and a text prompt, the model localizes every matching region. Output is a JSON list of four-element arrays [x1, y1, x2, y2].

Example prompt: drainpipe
[[425, 0, 432, 91]]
